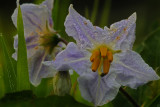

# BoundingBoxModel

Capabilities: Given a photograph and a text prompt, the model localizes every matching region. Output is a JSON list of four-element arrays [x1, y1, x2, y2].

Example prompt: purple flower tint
[[51, 5, 160, 106], [11, 0, 63, 86]]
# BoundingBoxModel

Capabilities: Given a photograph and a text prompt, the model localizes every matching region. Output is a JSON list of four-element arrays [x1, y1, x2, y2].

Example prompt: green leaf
[[16, 5, 30, 91], [145, 93, 160, 107], [52, 0, 74, 42], [32, 78, 54, 97], [121, 28, 160, 107], [0, 34, 16, 94], [140, 28, 160, 69], [140, 28, 160, 106], [0, 91, 89, 107], [0, 59, 5, 98], [84, 7, 89, 19]]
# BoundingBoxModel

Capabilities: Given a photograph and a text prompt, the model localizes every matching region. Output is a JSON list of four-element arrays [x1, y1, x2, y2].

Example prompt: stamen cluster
[[90, 46, 113, 76]]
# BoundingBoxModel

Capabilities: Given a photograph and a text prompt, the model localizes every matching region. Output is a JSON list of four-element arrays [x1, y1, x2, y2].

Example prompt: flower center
[[90, 46, 113, 76], [39, 32, 60, 54]]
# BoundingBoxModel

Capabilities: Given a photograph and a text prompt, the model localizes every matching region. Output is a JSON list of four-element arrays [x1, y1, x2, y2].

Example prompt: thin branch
[[58, 38, 68, 45], [119, 87, 140, 107]]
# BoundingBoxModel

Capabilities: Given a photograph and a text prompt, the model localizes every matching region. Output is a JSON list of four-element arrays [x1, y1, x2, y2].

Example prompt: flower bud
[[52, 71, 71, 96]]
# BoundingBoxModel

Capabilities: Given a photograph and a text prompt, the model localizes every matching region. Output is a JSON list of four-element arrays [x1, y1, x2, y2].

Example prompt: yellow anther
[[107, 51, 113, 62], [103, 58, 110, 75], [98, 57, 103, 75], [90, 50, 100, 62], [90, 46, 114, 76], [100, 46, 108, 57], [91, 57, 101, 72]]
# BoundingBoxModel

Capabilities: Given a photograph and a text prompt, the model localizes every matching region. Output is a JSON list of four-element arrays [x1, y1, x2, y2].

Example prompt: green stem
[[85, 7, 89, 19], [91, 0, 99, 24], [70, 80, 78, 97], [120, 87, 140, 107], [58, 37, 68, 45], [100, 0, 111, 27]]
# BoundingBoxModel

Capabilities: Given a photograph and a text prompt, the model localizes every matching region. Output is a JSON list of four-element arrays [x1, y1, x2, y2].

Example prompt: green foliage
[[141, 28, 160, 70], [0, 55, 5, 98], [31, 78, 53, 97], [111, 92, 133, 107], [121, 28, 160, 107], [99, 0, 111, 27], [0, 91, 89, 107], [140, 28, 160, 107], [52, 0, 74, 41], [0, 35, 16, 94], [16, 5, 30, 91], [147, 93, 160, 107], [91, 0, 99, 24]]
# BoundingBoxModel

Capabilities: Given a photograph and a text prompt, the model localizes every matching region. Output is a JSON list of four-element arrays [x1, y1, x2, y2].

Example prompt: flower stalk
[[120, 87, 140, 107]]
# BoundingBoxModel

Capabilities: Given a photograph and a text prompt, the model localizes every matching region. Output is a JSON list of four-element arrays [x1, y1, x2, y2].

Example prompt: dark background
[[1, 0, 160, 48]]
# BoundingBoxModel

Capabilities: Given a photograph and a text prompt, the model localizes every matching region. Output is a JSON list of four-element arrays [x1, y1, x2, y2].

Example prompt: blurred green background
[[0, 0, 160, 106]]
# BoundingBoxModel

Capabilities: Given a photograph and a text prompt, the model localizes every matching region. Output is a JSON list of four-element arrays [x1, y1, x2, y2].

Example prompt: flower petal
[[41, 0, 54, 13], [78, 72, 120, 106], [53, 42, 91, 75], [104, 13, 136, 51], [12, 34, 39, 60], [41, 0, 54, 27], [112, 50, 160, 89], [12, 2, 52, 36], [65, 5, 105, 49], [28, 49, 55, 86]]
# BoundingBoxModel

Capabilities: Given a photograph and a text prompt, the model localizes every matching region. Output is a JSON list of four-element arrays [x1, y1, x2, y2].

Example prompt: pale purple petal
[[112, 50, 160, 89], [52, 42, 66, 57], [12, 3, 53, 37], [53, 42, 91, 75], [12, 35, 18, 60], [28, 49, 55, 86], [43, 61, 74, 75], [12, 34, 39, 60], [78, 72, 120, 106], [41, 0, 54, 13], [42, 61, 58, 74], [13, 35, 18, 50], [65, 5, 105, 49], [41, 0, 54, 27], [104, 13, 136, 51]]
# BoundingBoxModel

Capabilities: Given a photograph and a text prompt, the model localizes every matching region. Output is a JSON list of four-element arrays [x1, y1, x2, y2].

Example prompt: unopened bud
[[52, 71, 71, 96]]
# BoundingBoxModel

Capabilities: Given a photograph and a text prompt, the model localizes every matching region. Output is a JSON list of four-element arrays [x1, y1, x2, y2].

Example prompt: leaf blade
[[16, 5, 30, 91], [0, 34, 16, 93]]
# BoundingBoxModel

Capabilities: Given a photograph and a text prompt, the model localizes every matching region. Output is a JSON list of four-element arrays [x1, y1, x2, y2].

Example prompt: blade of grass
[[91, 0, 99, 24], [0, 58, 5, 98], [16, 4, 30, 91], [144, 92, 160, 107], [52, 0, 73, 41], [85, 7, 89, 19], [99, 0, 111, 27], [0, 34, 16, 93], [52, 0, 60, 29]]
